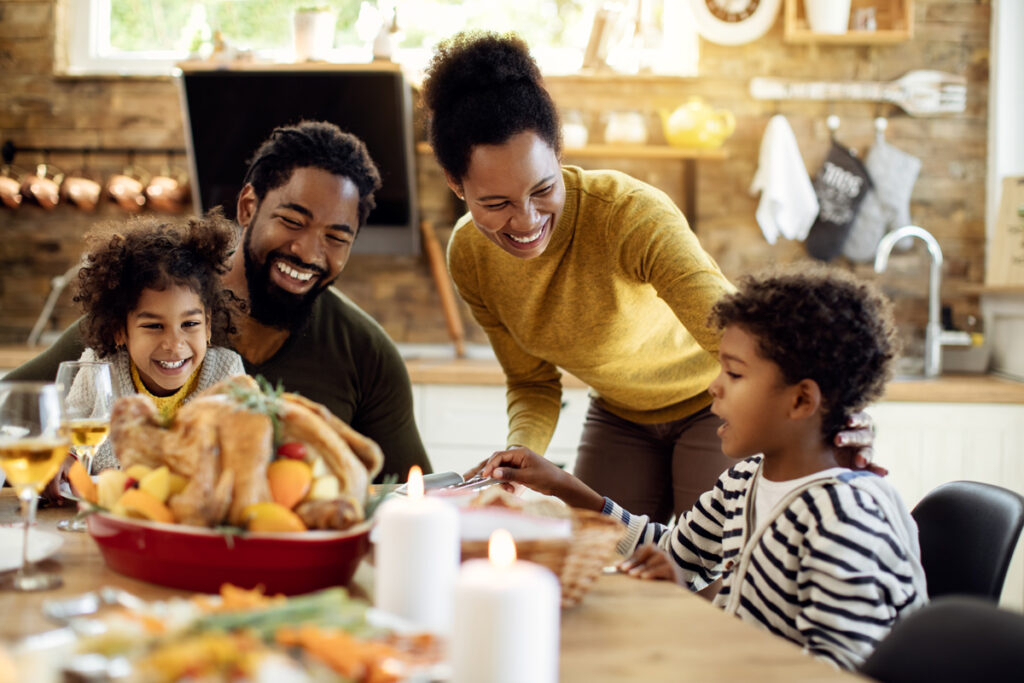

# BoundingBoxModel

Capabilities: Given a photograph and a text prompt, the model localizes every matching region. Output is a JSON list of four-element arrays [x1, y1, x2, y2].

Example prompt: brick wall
[[0, 0, 990, 361]]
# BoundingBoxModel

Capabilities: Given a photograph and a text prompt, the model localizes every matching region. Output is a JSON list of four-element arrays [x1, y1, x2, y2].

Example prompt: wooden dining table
[[0, 491, 863, 682]]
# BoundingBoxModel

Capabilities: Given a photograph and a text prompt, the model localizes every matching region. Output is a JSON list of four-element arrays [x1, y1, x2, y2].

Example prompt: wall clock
[[688, 0, 783, 45]]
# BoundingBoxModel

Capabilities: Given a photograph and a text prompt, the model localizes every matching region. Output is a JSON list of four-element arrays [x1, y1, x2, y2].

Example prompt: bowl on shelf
[[87, 511, 371, 595]]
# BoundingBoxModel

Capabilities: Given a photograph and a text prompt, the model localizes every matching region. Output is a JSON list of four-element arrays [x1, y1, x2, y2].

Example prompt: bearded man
[[8, 121, 431, 481]]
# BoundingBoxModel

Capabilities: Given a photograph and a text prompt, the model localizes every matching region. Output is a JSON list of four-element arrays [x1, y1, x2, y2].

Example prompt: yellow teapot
[[659, 98, 736, 149]]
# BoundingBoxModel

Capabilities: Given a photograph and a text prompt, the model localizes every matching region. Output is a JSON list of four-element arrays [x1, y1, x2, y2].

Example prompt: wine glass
[[0, 381, 68, 591], [55, 360, 115, 532]]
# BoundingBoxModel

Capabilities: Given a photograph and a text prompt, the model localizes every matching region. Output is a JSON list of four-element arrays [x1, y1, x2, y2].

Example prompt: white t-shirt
[[753, 467, 850, 528]]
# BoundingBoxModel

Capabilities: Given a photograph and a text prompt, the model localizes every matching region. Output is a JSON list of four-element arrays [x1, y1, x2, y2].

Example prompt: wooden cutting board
[[987, 176, 1024, 287]]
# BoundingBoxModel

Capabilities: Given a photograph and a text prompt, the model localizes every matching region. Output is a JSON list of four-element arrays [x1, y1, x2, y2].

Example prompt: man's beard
[[243, 228, 334, 331]]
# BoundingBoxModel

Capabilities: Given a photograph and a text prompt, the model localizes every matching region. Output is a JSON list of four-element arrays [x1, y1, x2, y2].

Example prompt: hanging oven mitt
[[843, 136, 922, 262], [804, 139, 872, 261]]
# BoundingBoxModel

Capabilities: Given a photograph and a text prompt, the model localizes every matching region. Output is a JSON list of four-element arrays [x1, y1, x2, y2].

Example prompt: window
[[60, 0, 696, 77]]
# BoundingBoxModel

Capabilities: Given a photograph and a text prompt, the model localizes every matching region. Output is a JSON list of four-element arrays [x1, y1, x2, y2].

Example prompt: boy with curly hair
[[479, 265, 927, 670], [74, 213, 245, 470]]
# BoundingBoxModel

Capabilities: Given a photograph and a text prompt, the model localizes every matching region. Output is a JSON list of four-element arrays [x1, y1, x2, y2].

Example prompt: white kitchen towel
[[749, 115, 819, 244]]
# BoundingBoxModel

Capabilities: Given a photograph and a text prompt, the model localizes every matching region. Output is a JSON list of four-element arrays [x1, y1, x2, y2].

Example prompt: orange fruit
[[307, 474, 340, 501], [117, 488, 175, 524], [242, 502, 307, 533], [168, 472, 189, 496], [267, 459, 313, 510], [97, 469, 130, 509], [124, 464, 152, 481], [138, 465, 171, 503], [68, 459, 98, 504]]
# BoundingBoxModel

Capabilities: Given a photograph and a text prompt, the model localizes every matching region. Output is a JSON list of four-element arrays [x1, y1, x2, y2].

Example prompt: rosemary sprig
[[210, 525, 248, 549], [363, 473, 399, 520], [227, 375, 286, 444]]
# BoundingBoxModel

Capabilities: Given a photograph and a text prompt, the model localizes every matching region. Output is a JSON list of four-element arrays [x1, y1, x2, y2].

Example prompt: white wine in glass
[[55, 360, 115, 532], [0, 381, 68, 591], [65, 419, 112, 451]]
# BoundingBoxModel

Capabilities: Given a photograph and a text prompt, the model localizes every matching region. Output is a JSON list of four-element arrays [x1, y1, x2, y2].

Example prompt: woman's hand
[[478, 447, 605, 512], [833, 410, 888, 476], [618, 544, 676, 581]]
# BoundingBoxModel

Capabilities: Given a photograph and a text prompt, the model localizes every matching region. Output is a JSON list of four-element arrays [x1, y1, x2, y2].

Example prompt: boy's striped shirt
[[602, 456, 927, 670]]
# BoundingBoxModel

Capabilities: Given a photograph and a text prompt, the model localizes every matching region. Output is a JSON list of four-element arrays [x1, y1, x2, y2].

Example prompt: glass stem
[[17, 486, 38, 579]]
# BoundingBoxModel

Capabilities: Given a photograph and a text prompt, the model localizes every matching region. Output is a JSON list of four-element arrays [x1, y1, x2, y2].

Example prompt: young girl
[[73, 213, 245, 471], [479, 265, 927, 671]]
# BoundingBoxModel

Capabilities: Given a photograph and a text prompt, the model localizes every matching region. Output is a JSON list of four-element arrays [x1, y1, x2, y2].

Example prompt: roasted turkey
[[109, 375, 383, 530]]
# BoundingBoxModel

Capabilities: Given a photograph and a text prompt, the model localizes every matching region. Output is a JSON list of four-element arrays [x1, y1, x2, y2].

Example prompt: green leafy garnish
[[227, 375, 285, 444], [210, 525, 248, 548], [190, 587, 379, 640], [363, 473, 399, 521]]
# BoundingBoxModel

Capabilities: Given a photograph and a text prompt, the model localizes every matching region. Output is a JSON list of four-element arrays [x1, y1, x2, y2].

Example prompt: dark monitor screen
[[178, 67, 418, 254]]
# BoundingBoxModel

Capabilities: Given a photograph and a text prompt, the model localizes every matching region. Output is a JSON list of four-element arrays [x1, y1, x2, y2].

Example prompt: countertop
[[3, 345, 1023, 404], [405, 357, 1024, 403]]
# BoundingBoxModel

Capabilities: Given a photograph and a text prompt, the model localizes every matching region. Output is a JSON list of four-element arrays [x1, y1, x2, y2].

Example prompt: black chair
[[911, 480, 1024, 601], [860, 596, 1024, 682]]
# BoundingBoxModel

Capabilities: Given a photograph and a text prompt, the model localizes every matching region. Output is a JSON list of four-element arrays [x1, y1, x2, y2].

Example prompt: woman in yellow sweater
[[421, 31, 872, 521]]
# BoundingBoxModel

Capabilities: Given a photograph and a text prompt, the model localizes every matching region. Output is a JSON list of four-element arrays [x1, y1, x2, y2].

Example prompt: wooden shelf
[[784, 0, 913, 44], [960, 284, 1024, 296], [415, 141, 727, 161], [415, 141, 727, 231], [562, 144, 727, 160], [175, 60, 402, 72]]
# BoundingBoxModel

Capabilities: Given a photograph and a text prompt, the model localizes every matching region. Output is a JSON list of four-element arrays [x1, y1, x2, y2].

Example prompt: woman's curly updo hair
[[242, 120, 381, 227], [421, 31, 562, 181], [74, 212, 239, 358], [710, 265, 900, 445]]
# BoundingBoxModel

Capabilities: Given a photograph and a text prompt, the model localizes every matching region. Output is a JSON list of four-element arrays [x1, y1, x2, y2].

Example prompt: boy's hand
[[479, 447, 605, 512], [618, 544, 676, 581], [833, 410, 888, 476]]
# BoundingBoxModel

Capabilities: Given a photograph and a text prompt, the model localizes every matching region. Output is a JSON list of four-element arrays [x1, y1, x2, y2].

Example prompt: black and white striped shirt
[[603, 456, 927, 670]]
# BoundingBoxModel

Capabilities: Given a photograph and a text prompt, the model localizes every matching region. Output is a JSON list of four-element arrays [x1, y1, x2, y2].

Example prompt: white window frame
[[61, 0, 182, 76], [58, 0, 694, 78], [60, 0, 375, 76]]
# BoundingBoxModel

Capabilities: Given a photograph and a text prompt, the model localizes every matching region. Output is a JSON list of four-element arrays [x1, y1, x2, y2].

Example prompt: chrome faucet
[[874, 225, 970, 378], [27, 261, 82, 346]]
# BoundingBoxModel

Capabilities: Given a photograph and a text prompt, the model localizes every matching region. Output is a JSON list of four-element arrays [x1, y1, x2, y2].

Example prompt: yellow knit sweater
[[447, 166, 735, 454]]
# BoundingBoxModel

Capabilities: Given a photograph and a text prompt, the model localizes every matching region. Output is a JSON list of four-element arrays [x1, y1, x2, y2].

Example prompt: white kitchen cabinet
[[869, 401, 1024, 611], [411, 384, 591, 477]]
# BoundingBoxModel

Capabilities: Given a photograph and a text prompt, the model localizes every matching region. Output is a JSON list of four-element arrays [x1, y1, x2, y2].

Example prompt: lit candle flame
[[407, 465, 424, 499], [488, 528, 517, 568]]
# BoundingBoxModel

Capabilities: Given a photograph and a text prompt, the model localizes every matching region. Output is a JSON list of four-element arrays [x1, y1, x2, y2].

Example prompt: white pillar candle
[[374, 465, 460, 635], [452, 529, 561, 683]]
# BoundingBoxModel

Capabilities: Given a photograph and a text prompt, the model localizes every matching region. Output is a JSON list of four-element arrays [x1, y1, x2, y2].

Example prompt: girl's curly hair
[[421, 31, 562, 181], [710, 265, 900, 445], [74, 212, 239, 358]]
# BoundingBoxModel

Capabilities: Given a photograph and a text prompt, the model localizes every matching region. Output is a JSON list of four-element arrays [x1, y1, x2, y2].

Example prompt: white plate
[[0, 528, 64, 571], [458, 507, 571, 542]]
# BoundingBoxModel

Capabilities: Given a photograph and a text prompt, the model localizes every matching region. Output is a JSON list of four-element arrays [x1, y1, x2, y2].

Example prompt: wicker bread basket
[[461, 506, 626, 608]]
